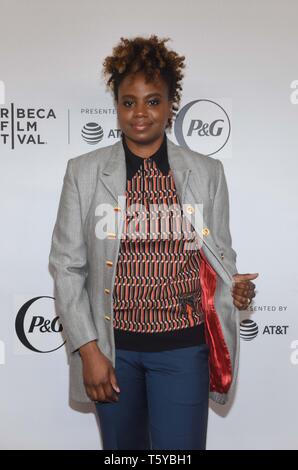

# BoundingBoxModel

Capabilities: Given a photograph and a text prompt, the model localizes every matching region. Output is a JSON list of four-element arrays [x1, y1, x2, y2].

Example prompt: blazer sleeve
[[49, 159, 98, 353], [211, 159, 238, 276]]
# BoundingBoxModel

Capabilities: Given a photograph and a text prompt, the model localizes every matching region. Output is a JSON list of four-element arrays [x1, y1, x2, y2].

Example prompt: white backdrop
[[1, 0, 298, 450]]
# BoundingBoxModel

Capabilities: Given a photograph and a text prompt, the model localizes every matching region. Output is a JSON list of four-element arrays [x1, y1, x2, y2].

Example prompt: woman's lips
[[132, 123, 152, 131]]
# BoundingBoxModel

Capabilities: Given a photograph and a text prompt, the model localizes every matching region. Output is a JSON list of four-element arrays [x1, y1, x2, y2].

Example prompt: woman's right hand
[[79, 341, 120, 403]]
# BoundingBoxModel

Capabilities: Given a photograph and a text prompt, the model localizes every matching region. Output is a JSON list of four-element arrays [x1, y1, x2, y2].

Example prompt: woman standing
[[49, 35, 257, 450]]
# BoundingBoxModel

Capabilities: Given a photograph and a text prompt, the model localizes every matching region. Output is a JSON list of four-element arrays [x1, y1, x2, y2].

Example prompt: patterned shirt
[[113, 133, 205, 351]]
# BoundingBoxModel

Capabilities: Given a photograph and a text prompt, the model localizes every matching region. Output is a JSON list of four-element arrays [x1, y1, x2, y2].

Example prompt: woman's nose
[[134, 102, 147, 116]]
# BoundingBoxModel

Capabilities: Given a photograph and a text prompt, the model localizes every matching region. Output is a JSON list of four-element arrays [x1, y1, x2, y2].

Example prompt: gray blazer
[[49, 136, 239, 405]]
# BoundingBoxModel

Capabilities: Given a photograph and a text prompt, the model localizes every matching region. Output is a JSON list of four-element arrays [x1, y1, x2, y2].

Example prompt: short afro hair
[[102, 35, 185, 129]]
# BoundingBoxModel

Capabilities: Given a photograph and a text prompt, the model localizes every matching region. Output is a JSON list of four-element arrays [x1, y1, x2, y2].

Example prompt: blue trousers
[[95, 343, 210, 450]]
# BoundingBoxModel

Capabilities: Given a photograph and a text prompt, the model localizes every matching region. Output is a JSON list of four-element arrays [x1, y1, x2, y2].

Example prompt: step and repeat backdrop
[[1, 0, 297, 449]]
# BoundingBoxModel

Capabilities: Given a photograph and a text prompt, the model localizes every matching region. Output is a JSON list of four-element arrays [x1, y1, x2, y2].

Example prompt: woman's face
[[116, 71, 172, 149]]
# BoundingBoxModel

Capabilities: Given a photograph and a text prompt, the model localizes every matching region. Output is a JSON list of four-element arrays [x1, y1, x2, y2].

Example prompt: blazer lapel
[[167, 137, 191, 204], [99, 140, 127, 203], [167, 137, 233, 283]]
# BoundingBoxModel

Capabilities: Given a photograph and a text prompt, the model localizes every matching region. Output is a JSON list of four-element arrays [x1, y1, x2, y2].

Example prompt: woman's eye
[[148, 98, 160, 105], [123, 100, 134, 107]]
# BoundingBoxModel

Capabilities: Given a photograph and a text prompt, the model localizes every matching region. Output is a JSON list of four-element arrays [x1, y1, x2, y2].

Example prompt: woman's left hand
[[231, 273, 258, 310]]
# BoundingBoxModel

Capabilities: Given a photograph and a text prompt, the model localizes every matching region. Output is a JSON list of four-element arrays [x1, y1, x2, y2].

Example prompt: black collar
[[121, 132, 170, 180]]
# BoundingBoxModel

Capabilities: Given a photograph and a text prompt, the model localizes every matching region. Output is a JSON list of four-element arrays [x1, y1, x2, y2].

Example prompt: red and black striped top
[[113, 133, 205, 351]]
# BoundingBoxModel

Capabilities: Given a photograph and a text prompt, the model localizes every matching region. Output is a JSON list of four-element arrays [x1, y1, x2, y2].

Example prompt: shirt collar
[[121, 132, 170, 180]]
